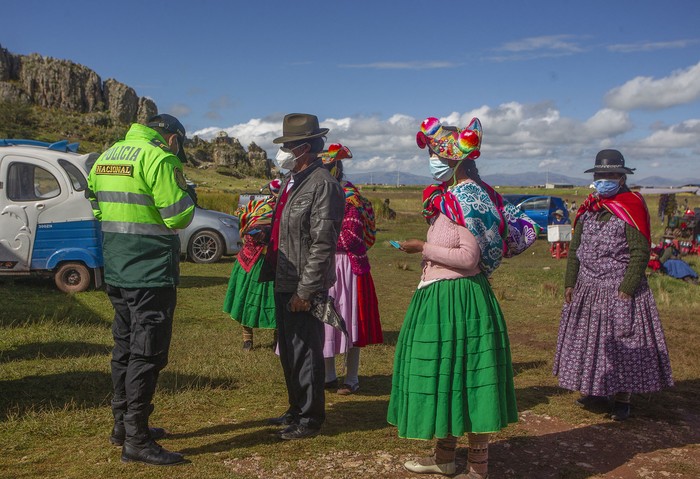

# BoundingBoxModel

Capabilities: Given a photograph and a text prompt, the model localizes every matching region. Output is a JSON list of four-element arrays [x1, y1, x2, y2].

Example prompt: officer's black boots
[[109, 403, 166, 446], [121, 441, 186, 466], [110, 424, 167, 446], [116, 411, 185, 465]]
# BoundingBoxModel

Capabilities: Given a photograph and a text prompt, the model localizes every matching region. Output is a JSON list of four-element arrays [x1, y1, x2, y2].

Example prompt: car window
[[58, 159, 87, 191], [7, 162, 61, 201], [521, 197, 549, 210], [503, 194, 534, 206]]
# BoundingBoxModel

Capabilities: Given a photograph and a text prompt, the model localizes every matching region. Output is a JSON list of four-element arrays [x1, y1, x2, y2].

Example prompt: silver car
[[179, 206, 241, 264]]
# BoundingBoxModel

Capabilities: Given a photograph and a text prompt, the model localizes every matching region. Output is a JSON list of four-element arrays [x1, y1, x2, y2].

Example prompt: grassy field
[[1, 183, 699, 478]]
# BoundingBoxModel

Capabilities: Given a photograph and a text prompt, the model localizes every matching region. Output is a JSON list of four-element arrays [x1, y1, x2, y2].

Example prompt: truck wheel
[[188, 230, 224, 264], [54, 262, 91, 293]]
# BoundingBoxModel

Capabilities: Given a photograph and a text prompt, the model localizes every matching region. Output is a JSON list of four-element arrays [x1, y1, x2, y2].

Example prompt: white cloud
[[605, 61, 700, 110], [498, 35, 584, 53], [638, 119, 700, 149], [487, 35, 585, 61], [607, 39, 699, 53], [583, 109, 632, 137], [192, 105, 698, 180], [192, 117, 282, 148], [538, 159, 563, 168]]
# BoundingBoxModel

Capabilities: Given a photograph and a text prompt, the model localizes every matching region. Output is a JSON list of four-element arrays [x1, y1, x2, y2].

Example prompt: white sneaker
[[403, 457, 456, 475]]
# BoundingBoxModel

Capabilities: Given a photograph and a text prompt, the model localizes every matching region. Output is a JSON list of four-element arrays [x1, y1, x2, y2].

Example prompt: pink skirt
[[323, 253, 382, 357]]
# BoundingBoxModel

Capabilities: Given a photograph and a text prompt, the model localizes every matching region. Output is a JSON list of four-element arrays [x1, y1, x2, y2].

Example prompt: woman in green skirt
[[223, 180, 280, 350], [387, 117, 531, 479]]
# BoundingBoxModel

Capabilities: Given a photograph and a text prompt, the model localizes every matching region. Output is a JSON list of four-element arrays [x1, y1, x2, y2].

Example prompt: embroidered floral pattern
[[553, 213, 674, 395], [449, 182, 504, 276]]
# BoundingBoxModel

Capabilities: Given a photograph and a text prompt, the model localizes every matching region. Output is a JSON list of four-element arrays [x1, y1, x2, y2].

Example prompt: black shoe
[[610, 402, 631, 421], [121, 441, 186, 466], [267, 412, 296, 426], [279, 424, 320, 440], [324, 379, 338, 390], [110, 426, 167, 446], [274, 424, 298, 436], [242, 340, 253, 351], [575, 395, 610, 409]]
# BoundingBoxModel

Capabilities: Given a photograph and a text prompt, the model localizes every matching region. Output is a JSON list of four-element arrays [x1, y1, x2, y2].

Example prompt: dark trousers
[[274, 292, 325, 429], [106, 285, 176, 446]]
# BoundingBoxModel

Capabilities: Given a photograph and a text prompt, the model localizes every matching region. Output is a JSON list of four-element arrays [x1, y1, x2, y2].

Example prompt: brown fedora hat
[[273, 113, 330, 144], [584, 149, 635, 174]]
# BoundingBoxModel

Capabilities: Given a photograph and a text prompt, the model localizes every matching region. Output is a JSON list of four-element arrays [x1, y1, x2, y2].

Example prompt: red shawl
[[574, 191, 651, 244]]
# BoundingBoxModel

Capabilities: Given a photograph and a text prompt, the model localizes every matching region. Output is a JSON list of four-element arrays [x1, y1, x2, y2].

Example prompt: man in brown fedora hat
[[261, 113, 344, 439]]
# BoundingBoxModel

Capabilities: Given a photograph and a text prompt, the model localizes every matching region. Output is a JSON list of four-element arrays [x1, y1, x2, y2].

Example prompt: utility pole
[[397, 170, 400, 188]]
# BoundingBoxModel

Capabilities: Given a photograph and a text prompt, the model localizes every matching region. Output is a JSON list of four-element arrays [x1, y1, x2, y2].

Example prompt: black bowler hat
[[147, 114, 187, 162], [584, 149, 635, 174]]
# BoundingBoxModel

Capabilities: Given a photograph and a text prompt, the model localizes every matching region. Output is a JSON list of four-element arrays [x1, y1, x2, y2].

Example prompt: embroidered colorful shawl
[[236, 195, 276, 271], [422, 181, 505, 275], [342, 180, 376, 249], [237, 197, 275, 236], [574, 191, 651, 244], [423, 181, 539, 271]]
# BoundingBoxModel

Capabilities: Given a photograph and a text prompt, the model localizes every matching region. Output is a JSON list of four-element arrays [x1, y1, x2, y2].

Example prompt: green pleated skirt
[[387, 274, 517, 439], [222, 258, 276, 329]]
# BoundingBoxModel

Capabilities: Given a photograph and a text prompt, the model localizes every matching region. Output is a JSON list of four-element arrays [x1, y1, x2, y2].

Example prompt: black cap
[[147, 114, 187, 162], [584, 149, 635, 174]]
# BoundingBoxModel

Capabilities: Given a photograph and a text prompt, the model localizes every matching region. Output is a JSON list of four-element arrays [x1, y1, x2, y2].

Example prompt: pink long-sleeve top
[[420, 213, 482, 286], [336, 203, 370, 275]]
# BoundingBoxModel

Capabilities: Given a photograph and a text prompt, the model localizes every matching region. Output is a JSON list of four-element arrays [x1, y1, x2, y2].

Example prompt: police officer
[[87, 114, 195, 465]]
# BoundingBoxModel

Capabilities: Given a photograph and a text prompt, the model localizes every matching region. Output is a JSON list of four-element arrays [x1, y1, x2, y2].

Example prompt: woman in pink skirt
[[320, 144, 382, 394]]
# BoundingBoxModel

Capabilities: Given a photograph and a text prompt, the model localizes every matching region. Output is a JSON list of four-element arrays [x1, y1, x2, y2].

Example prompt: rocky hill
[[0, 44, 156, 124], [0, 44, 270, 177]]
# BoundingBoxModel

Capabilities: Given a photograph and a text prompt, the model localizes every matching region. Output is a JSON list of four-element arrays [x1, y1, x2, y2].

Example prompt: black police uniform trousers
[[106, 284, 176, 446], [274, 291, 325, 430]]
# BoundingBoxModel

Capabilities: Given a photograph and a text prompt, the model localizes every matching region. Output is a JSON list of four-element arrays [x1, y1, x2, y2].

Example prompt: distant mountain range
[[346, 170, 700, 188]]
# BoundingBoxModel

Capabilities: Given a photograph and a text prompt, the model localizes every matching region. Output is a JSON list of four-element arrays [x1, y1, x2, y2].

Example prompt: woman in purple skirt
[[553, 149, 673, 421]]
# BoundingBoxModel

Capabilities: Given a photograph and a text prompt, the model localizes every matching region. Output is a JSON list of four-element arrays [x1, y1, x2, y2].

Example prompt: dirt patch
[[222, 410, 700, 479]]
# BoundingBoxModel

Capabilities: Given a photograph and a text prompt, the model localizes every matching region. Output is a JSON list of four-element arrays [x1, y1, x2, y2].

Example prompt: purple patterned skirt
[[553, 213, 674, 396]]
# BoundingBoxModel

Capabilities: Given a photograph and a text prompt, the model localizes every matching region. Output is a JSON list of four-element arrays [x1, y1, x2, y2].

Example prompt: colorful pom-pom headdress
[[266, 178, 282, 196], [318, 143, 352, 164], [416, 117, 482, 160], [319, 143, 352, 179]]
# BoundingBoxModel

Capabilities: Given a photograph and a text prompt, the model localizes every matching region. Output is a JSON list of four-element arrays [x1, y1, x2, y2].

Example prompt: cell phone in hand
[[389, 240, 401, 249], [246, 228, 261, 235]]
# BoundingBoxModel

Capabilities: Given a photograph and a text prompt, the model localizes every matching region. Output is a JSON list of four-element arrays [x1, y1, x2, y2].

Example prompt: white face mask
[[274, 143, 307, 170], [429, 155, 455, 182]]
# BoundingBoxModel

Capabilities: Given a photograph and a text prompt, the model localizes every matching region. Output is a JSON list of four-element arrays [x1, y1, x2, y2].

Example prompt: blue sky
[[3, 0, 700, 181]]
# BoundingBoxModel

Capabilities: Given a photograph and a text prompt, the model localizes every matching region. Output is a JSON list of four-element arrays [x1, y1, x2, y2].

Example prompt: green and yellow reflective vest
[[87, 123, 195, 287]]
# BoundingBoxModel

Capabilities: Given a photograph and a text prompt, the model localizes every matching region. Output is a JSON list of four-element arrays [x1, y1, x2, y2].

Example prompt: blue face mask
[[592, 179, 622, 198], [429, 155, 454, 182]]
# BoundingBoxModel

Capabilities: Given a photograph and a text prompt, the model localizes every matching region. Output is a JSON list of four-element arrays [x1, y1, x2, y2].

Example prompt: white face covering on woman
[[429, 155, 454, 182], [274, 143, 307, 170]]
